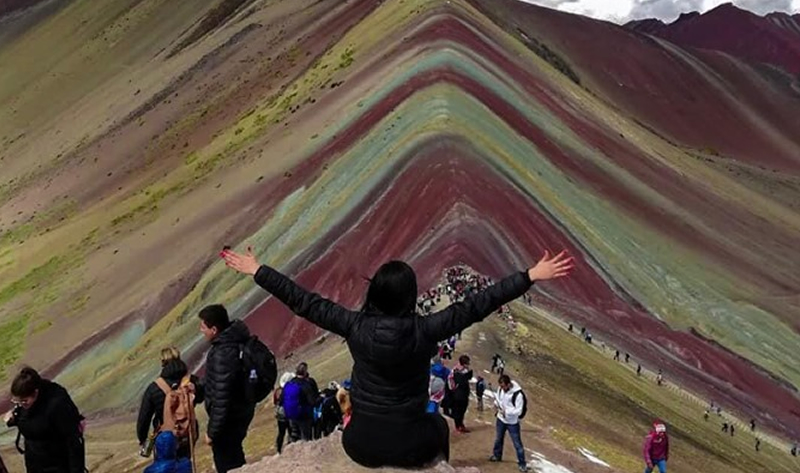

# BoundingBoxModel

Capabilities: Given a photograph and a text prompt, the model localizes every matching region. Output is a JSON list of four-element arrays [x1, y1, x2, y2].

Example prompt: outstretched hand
[[221, 246, 261, 276], [527, 250, 574, 282]]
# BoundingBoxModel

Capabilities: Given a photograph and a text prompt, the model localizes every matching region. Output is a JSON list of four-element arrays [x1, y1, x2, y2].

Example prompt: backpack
[[155, 376, 196, 443], [239, 335, 278, 404], [282, 379, 306, 420], [511, 390, 528, 420]]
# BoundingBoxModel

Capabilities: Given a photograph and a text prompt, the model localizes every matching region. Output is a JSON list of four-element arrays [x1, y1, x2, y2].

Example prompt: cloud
[[516, 0, 800, 23], [627, 0, 704, 22], [733, 0, 793, 16]]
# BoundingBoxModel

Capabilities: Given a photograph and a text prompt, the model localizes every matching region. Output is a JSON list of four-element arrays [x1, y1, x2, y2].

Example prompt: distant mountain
[[626, 2, 800, 75]]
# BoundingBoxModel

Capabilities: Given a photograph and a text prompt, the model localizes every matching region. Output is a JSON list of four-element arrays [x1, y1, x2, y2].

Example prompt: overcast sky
[[517, 0, 800, 23]]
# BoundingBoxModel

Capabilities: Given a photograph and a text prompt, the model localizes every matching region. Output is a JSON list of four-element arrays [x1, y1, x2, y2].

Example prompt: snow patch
[[529, 451, 575, 473], [578, 447, 610, 467]]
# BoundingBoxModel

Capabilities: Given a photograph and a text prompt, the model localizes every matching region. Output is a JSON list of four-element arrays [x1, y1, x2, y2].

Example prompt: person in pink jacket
[[643, 420, 669, 473]]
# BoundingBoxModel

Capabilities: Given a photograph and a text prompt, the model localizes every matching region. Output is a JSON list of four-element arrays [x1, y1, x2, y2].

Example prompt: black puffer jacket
[[204, 320, 253, 439], [6, 380, 85, 473], [254, 265, 532, 420], [136, 362, 204, 445]]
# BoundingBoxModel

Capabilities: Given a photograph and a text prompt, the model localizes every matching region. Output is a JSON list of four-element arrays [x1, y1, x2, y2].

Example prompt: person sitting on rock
[[222, 247, 573, 468]]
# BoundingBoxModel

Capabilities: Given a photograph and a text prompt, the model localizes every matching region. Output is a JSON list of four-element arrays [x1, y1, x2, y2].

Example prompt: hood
[[154, 432, 178, 461], [500, 380, 522, 395], [430, 363, 450, 379], [212, 319, 251, 346]]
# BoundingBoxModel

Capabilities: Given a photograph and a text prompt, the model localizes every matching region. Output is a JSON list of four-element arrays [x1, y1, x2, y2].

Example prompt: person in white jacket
[[489, 374, 529, 472]]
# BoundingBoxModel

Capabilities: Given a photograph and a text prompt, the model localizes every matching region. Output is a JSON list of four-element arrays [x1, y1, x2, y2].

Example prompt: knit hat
[[653, 420, 666, 433]]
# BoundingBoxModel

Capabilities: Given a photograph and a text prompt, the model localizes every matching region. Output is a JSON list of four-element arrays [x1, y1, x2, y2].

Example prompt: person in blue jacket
[[144, 432, 192, 473]]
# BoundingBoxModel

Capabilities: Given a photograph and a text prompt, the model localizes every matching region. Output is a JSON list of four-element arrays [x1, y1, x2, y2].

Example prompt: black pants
[[289, 418, 313, 442], [276, 419, 289, 453], [452, 399, 469, 429], [212, 408, 255, 473], [343, 412, 449, 468]]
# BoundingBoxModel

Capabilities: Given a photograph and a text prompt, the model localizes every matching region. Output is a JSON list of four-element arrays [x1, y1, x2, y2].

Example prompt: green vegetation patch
[[0, 314, 30, 382]]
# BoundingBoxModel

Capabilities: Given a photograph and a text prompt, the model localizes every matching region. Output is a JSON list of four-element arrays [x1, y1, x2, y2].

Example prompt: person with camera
[[3, 367, 86, 473]]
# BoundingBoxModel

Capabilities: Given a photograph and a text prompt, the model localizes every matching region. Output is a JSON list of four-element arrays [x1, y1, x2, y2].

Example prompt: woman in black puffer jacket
[[136, 348, 204, 458], [222, 248, 573, 468]]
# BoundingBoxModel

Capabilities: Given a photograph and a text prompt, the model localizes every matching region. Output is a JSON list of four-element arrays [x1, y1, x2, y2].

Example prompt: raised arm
[[222, 247, 359, 338], [421, 250, 573, 342]]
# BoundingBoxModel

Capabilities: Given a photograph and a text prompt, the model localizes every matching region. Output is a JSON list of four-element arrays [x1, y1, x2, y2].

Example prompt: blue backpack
[[282, 380, 305, 420]]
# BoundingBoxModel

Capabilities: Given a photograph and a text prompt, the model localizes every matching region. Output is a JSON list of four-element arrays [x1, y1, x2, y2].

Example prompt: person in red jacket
[[643, 420, 669, 473]]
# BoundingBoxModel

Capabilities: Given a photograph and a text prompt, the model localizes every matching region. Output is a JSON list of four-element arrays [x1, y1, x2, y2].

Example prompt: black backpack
[[240, 335, 278, 403], [511, 390, 528, 420]]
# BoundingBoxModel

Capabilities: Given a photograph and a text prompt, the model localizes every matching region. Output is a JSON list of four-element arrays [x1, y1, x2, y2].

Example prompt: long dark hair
[[361, 261, 418, 316]]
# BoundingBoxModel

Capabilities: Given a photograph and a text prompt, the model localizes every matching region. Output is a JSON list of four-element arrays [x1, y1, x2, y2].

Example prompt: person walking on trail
[[637, 364, 642, 376], [749, 419, 756, 432], [730, 424, 735, 437], [755, 438, 761, 452], [284, 362, 319, 442], [643, 420, 669, 473], [449, 355, 474, 434], [199, 305, 257, 473], [476, 376, 486, 411], [428, 360, 450, 415], [790, 442, 797, 456], [3, 367, 86, 473], [489, 375, 529, 472], [143, 431, 192, 473], [137, 348, 204, 460], [491, 354, 502, 373], [222, 246, 574, 468], [273, 372, 294, 454]]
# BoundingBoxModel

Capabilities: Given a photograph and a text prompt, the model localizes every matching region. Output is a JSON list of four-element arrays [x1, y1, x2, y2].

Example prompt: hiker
[[497, 358, 506, 376], [614, 350, 620, 361], [703, 410, 709, 421], [637, 364, 642, 376], [755, 438, 761, 452], [585, 332, 593, 344], [790, 442, 797, 456], [488, 374, 529, 472], [749, 419, 756, 432], [284, 362, 319, 442], [336, 380, 352, 429], [428, 360, 450, 415], [221, 247, 573, 468], [199, 305, 257, 473], [625, 353, 630, 363], [315, 382, 343, 439], [491, 354, 503, 373], [568, 323, 573, 332], [476, 376, 486, 411], [3, 366, 86, 473], [274, 372, 294, 454], [580, 327, 586, 336], [143, 431, 192, 473], [643, 420, 669, 473], [656, 370, 663, 386], [137, 348, 203, 459], [722, 422, 729, 433], [730, 424, 735, 437], [448, 355, 473, 433]]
